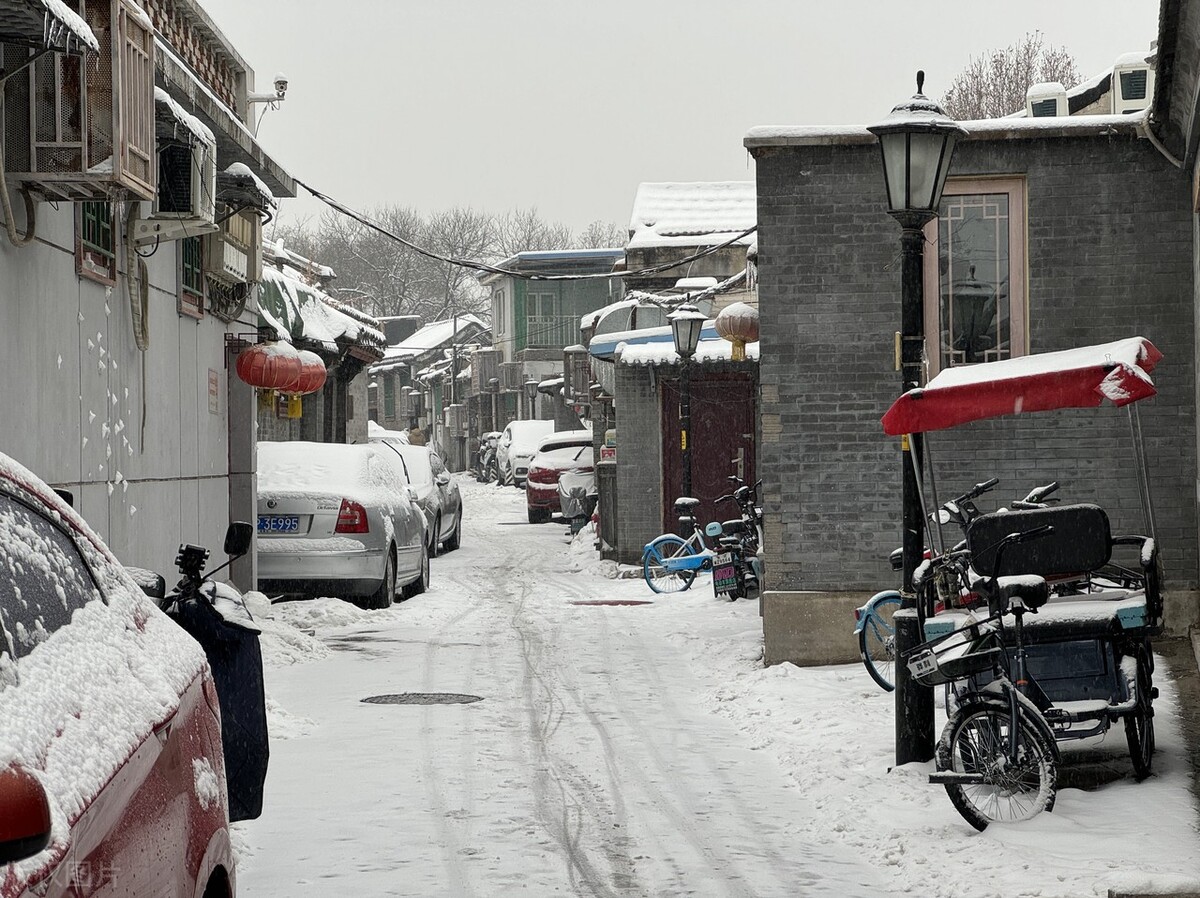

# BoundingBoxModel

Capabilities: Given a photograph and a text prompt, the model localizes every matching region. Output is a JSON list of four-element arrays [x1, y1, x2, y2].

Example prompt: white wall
[[0, 199, 256, 578]]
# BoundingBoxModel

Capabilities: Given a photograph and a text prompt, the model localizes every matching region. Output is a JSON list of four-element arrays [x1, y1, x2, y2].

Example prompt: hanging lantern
[[284, 350, 327, 395], [714, 302, 760, 361], [235, 341, 302, 391], [292, 348, 326, 393]]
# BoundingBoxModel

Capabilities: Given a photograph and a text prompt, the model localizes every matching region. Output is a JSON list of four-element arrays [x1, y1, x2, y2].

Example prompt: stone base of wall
[[1164, 589, 1200, 637], [762, 589, 870, 666]]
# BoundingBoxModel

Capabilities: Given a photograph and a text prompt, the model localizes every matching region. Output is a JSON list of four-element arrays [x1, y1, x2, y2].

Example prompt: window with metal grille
[[179, 236, 205, 319], [76, 200, 116, 283]]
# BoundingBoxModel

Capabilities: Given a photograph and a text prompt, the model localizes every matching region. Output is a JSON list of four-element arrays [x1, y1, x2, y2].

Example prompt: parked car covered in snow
[[0, 452, 238, 896], [374, 441, 463, 555], [496, 419, 556, 487], [526, 430, 595, 523], [256, 441, 429, 607]]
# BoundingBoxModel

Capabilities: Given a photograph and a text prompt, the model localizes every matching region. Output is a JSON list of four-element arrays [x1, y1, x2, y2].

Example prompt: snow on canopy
[[618, 336, 760, 367], [258, 262, 385, 353], [40, 0, 99, 51], [882, 337, 1162, 435], [154, 87, 215, 147], [627, 182, 756, 250]]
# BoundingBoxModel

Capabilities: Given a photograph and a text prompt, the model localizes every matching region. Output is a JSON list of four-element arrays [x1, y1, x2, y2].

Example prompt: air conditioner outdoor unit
[[1025, 82, 1067, 117], [204, 209, 262, 285], [1113, 55, 1154, 114], [133, 138, 217, 245], [501, 362, 524, 392], [472, 348, 500, 393], [1, 0, 155, 201]]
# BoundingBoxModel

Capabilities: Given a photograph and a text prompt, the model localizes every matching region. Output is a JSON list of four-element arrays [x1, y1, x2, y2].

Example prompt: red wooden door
[[660, 372, 756, 534]]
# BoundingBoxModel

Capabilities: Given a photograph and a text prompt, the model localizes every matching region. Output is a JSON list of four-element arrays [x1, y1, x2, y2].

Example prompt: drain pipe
[[0, 94, 37, 247]]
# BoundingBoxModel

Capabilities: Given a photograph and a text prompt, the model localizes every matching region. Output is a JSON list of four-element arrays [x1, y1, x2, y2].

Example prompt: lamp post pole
[[669, 302, 706, 502], [868, 71, 965, 766]]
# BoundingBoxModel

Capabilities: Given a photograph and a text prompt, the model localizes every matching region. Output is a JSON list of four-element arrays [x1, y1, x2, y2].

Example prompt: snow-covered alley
[[234, 477, 1200, 898]]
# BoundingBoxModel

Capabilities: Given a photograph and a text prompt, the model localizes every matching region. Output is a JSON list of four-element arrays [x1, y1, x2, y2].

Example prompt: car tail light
[[527, 467, 556, 485], [335, 499, 369, 533]]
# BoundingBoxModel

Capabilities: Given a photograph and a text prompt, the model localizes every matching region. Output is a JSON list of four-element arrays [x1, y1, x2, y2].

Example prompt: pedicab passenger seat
[[966, 504, 1162, 639]]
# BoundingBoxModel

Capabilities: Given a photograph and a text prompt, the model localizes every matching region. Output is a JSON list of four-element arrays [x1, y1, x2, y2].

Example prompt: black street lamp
[[524, 378, 539, 419], [868, 71, 965, 766], [669, 303, 706, 499]]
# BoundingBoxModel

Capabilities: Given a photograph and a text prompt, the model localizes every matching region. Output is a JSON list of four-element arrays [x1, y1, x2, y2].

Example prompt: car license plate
[[258, 514, 300, 534], [712, 553, 738, 594]]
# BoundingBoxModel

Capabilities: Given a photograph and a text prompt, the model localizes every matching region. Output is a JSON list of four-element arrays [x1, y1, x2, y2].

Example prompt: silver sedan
[[374, 441, 463, 556], [256, 441, 429, 608]]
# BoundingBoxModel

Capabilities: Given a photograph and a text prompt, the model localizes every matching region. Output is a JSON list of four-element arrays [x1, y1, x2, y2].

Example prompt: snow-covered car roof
[[535, 429, 594, 452], [258, 441, 410, 507]]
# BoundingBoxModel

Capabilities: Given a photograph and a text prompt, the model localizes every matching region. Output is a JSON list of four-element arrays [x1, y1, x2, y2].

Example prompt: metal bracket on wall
[[223, 328, 273, 369]]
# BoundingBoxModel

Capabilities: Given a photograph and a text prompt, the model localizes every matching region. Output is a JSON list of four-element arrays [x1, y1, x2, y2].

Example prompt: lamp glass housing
[[669, 304, 706, 360]]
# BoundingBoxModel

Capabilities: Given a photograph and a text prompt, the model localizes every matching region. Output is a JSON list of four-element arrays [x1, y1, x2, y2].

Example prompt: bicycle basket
[[905, 620, 1004, 687]]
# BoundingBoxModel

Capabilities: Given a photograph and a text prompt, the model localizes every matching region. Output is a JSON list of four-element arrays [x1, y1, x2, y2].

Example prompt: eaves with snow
[[372, 315, 489, 373], [627, 182, 756, 250], [616, 337, 760, 367]]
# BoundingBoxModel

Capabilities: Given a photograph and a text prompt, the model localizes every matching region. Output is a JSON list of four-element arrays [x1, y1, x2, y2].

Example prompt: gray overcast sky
[[199, 0, 1161, 236]]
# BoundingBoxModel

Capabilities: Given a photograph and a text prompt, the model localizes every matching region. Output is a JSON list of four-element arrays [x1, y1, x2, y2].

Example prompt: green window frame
[[383, 375, 396, 419], [76, 201, 116, 284], [179, 236, 205, 319]]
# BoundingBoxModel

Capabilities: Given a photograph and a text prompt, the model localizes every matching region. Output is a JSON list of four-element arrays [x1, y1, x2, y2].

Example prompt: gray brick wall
[[614, 364, 663, 565], [753, 134, 1197, 594]]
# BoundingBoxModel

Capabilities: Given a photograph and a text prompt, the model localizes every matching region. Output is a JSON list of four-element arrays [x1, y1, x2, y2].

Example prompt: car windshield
[[393, 446, 433, 487]]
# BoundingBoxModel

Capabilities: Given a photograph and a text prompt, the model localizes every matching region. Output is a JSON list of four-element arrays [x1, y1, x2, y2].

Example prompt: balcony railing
[[526, 314, 578, 349]]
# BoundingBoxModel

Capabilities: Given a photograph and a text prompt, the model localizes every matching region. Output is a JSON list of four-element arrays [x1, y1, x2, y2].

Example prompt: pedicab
[[881, 336, 1165, 828]]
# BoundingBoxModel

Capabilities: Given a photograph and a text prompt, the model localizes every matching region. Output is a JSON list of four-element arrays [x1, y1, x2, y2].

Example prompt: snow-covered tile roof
[[627, 182, 756, 250], [258, 265, 385, 354], [377, 315, 488, 364]]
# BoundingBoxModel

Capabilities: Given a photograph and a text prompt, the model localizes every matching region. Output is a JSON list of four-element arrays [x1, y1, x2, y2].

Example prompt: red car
[[0, 453, 237, 897], [525, 430, 594, 523]]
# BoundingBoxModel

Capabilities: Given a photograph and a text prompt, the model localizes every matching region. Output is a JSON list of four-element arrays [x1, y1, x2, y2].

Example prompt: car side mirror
[[52, 488, 74, 508], [126, 566, 166, 600], [224, 522, 254, 558], [0, 766, 52, 864], [435, 472, 450, 486], [407, 487, 419, 503]]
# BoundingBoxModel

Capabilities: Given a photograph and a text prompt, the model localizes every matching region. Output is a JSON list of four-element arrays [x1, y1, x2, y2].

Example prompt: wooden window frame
[[76, 201, 117, 285], [922, 177, 1027, 378], [178, 235, 205, 319]]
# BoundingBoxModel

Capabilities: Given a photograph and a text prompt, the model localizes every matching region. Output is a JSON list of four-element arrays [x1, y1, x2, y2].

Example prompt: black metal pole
[[681, 358, 692, 498], [895, 224, 934, 765]]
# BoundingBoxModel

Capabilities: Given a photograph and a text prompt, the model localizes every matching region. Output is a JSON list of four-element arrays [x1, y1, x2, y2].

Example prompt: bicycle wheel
[[1125, 646, 1155, 780], [643, 535, 698, 594], [937, 696, 1057, 831], [859, 592, 902, 692]]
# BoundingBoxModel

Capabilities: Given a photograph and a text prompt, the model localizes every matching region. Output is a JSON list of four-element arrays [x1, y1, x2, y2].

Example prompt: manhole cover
[[361, 693, 484, 705], [569, 600, 653, 606]]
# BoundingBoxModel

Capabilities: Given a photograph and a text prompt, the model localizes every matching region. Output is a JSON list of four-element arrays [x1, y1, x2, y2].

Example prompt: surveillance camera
[[273, 73, 288, 98]]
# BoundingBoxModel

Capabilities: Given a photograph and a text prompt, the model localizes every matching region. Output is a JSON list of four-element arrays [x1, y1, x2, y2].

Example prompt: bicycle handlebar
[[1022, 481, 1059, 504]]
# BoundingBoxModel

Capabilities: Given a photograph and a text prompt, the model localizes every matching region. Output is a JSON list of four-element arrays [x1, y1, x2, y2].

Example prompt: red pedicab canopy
[[881, 337, 1162, 436]]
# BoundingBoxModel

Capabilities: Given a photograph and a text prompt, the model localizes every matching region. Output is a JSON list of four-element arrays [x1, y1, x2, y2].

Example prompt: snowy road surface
[[235, 477, 1200, 897]]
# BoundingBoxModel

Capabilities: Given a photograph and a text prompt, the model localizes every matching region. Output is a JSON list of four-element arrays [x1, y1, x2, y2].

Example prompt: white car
[[256, 441, 429, 608], [374, 441, 463, 555], [496, 420, 556, 487]]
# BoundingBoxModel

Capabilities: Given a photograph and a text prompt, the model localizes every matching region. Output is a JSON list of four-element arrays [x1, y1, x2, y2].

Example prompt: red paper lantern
[[290, 350, 327, 395], [235, 341, 303, 391]]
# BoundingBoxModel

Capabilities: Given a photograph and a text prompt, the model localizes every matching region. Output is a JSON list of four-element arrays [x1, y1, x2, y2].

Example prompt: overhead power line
[[294, 179, 757, 283]]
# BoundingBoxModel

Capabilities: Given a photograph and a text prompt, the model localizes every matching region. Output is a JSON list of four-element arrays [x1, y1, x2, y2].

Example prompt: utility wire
[[294, 178, 757, 283]]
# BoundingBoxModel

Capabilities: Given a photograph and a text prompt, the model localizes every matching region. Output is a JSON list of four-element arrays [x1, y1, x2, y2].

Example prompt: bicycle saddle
[[973, 574, 1050, 612], [673, 497, 701, 514]]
